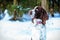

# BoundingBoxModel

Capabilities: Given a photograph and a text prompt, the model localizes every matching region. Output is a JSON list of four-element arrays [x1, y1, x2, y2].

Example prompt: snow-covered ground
[[0, 9, 60, 40]]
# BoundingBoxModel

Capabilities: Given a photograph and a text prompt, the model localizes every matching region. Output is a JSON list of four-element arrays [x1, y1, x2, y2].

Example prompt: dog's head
[[29, 6, 45, 19], [29, 6, 48, 25]]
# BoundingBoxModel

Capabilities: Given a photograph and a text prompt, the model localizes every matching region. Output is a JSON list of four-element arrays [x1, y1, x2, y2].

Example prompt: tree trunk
[[41, 0, 48, 12], [13, 0, 17, 5]]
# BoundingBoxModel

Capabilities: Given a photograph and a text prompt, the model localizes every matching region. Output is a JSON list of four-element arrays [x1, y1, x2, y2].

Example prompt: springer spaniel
[[29, 6, 49, 40], [29, 6, 48, 25]]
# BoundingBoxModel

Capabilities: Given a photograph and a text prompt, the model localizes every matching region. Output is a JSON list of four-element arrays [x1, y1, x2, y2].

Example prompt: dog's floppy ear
[[30, 10, 32, 15], [28, 10, 32, 15]]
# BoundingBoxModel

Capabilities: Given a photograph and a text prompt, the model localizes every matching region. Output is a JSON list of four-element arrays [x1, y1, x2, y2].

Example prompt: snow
[[0, 9, 60, 40], [22, 14, 32, 22]]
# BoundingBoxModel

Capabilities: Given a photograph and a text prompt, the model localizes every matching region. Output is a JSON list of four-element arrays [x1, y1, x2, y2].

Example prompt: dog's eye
[[35, 9, 38, 11]]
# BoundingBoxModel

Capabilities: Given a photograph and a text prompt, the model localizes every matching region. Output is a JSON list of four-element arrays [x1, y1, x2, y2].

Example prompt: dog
[[29, 6, 48, 25], [29, 6, 49, 40]]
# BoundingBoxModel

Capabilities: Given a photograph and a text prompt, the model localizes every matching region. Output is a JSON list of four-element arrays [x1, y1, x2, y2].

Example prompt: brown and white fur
[[29, 6, 49, 40], [29, 6, 48, 25]]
